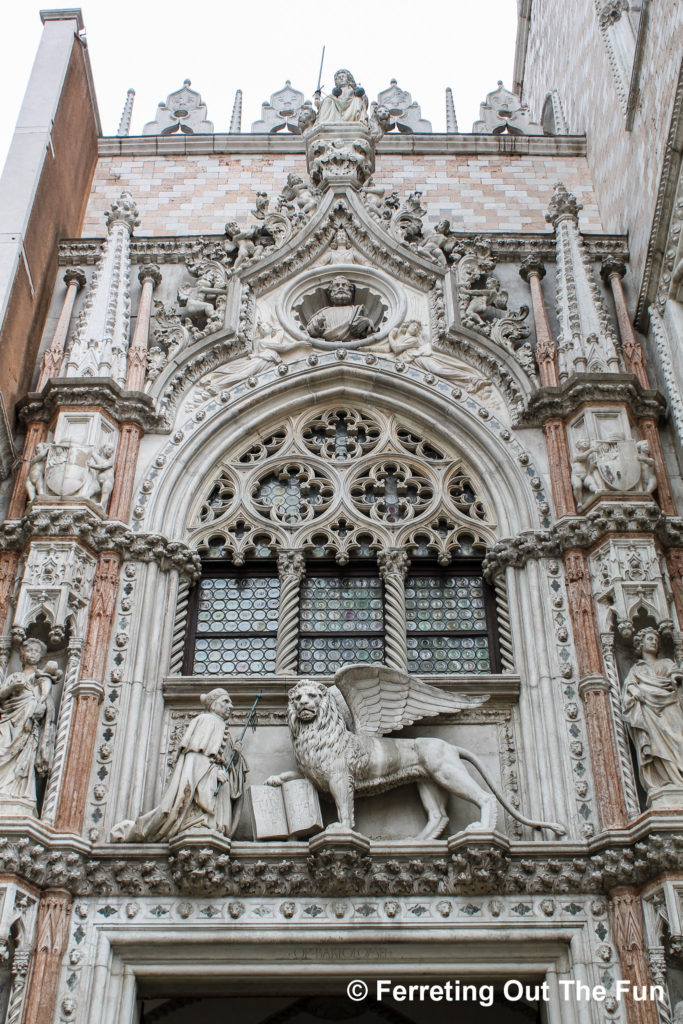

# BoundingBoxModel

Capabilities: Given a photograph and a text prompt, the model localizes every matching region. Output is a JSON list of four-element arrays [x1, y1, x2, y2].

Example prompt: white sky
[[1, 0, 519, 166]]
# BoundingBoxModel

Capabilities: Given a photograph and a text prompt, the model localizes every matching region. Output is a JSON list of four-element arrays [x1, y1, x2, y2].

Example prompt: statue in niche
[[111, 688, 247, 842], [266, 667, 565, 839], [314, 69, 368, 125], [305, 276, 376, 343], [622, 628, 683, 793], [0, 638, 61, 814]]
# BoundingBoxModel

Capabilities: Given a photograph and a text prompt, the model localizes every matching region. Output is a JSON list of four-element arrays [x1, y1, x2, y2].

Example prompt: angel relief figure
[[266, 666, 565, 839], [211, 318, 310, 386]]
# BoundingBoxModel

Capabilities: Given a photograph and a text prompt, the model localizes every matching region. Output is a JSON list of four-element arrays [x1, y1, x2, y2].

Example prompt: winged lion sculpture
[[265, 665, 565, 840]]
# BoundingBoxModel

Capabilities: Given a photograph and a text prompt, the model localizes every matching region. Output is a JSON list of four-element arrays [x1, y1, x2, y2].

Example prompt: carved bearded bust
[[305, 276, 376, 343]]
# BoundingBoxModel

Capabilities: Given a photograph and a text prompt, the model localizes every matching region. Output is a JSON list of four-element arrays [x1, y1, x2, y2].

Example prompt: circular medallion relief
[[275, 264, 407, 350]]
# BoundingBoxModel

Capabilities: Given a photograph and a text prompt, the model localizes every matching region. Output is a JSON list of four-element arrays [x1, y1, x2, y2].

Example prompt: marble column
[[19, 890, 71, 1024], [0, 553, 20, 635], [609, 889, 660, 1024], [564, 549, 627, 828], [125, 264, 161, 391], [600, 258, 650, 387], [107, 422, 143, 522], [36, 267, 86, 390], [519, 256, 559, 387], [55, 552, 120, 832], [542, 419, 575, 518]]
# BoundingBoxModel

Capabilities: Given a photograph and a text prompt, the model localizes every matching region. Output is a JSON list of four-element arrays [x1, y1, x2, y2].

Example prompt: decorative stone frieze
[[251, 81, 311, 134], [374, 79, 432, 133], [0, 821, 680, 897], [0, 508, 200, 580], [520, 373, 666, 426], [17, 379, 160, 432], [58, 232, 630, 268], [482, 503, 683, 579]]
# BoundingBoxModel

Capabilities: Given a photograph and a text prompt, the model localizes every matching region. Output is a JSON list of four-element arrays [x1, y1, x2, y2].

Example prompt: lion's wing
[[333, 664, 488, 735]]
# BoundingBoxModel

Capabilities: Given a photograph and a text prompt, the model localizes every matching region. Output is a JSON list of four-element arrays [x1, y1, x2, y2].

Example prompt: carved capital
[[138, 263, 162, 288], [277, 549, 306, 581], [519, 256, 546, 283], [601, 255, 627, 283], [72, 678, 105, 703], [578, 674, 611, 698], [378, 547, 410, 579], [545, 182, 582, 228], [63, 267, 87, 291]]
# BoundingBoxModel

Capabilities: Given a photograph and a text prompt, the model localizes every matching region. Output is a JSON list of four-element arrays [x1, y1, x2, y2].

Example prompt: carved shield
[[44, 444, 92, 497], [594, 439, 641, 492]]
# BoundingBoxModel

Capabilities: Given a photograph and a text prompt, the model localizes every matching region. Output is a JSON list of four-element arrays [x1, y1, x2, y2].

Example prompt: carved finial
[[600, 255, 627, 283], [105, 191, 140, 234], [545, 181, 582, 228], [230, 89, 243, 134], [445, 87, 458, 133], [117, 88, 135, 137], [519, 256, 546, 283]]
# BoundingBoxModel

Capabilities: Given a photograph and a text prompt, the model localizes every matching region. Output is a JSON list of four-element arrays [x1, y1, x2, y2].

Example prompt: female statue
[[111, 688, 246, 841], [0, 638, 59, 814], [314, 69, 368, 125], [622, 627, 683, 792]]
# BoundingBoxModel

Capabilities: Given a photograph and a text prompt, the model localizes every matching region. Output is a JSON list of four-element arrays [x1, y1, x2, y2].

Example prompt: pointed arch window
[[182, 407, 506, 677]]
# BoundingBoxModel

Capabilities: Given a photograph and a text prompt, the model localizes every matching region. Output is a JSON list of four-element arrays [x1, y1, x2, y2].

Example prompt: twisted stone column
[[20, 890, 71, 1024], [36, 267, 86, 390], [565, 549, 627, 828], [520, 257, 559, 387], [6, 950, 30, 1024], [55, 552, 120, 832], [378, 548, 409, 672], [41, 636, 83, 823], [276, 550, 306, 673], [125, 264, 161, 391]]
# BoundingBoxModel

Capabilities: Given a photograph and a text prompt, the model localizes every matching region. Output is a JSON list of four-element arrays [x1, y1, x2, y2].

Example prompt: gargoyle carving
[[266, 666, 565, 840]]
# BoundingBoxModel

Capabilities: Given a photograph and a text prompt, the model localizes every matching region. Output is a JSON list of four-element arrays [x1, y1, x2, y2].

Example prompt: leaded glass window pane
[[191, 573, 279, 676], [298, 572, 385, 674], [405, 570, 493, 674]]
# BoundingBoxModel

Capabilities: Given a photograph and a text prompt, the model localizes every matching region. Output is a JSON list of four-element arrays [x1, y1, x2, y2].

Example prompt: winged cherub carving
[[266, 666, 565, 840]]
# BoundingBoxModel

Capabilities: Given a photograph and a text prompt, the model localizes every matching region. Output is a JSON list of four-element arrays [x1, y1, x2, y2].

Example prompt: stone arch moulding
[[132, 363, 548, 543]]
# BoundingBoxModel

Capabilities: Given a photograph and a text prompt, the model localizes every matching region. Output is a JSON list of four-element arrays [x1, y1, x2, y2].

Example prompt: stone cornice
[[483, 502, 683, 578], [0, 508, 200, 580], [16, 378, 165, 432], [96, 131, 587, 159], [0, 819, 681, 898], [59, 232, 628, 267], [519, 373, 666, 426]]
